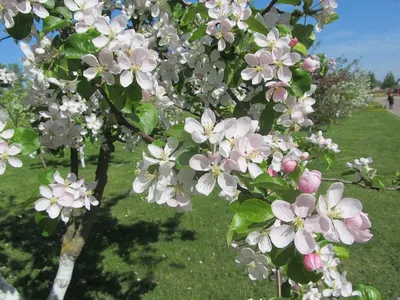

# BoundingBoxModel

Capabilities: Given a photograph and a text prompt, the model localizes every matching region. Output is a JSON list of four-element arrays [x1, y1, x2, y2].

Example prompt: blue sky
[[1, 0, 399, 80]]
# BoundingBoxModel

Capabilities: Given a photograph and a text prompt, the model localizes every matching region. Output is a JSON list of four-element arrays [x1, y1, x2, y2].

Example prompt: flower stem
[[276, 267, 282, 298]]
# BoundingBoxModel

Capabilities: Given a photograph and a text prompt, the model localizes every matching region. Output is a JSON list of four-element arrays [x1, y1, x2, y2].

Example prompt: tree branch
[[322, 178, 400, 191], [70, 148, 79, 177], [38, 154, 48, 170], [173, 104, 201, 118], [226, 89, 240, 106], [0, 36, 11, 43], [97, 87, 155, 143], [262, 0, 278, 15]]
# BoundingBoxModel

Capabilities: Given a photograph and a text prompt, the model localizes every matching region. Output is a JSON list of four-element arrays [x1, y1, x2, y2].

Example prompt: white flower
[[118, 47, 157, 89], [93, 15, 128, 50], [17, 0, 49, 19], [0, 0, 18, 28], [235, 247, 269, 281], [241, 50, 274, 85], [206, 18, 234, 51], [34, 185, 74, 219], [0, 142, 23, 175], [81, 50, 121, 85], [254, 28, 290, 53], [318, 182, 363, 245], [64, 0, 98, 21], [184, 108, 225, 144], [189, 151, 237, 196], [143, 137, 179, 166]]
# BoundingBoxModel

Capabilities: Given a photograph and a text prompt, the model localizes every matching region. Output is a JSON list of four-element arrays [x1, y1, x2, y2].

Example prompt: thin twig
[[322, 178, 400, 191], [0, 36, 11, 43], [208, 104, 221, 120], [38, 154, 48, 170], [226, 89, 241, 106], [97, 86, 155, 143], [178, 0, 189, 7], [262, 0, 278, 15], [173, 104, 201, 118], [276, 267, 282, 298]]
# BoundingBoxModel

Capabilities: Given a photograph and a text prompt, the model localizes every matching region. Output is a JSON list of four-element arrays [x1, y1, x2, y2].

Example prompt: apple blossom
[[318, 182, 363, 244], [0, 141, 22, 175], [345, 212, 373, 243], [298, 170, 322, 193], [206, 18, 234, 51], [235, 247, 269, 281], [241, 51, 274, 85], [81, 50, 121, 85], [34, 185, 74, 219], [184, 109, 225, 144], [281, 157, 297, 174], [303, 252, 323, 271], [270, 194, 331, 254]]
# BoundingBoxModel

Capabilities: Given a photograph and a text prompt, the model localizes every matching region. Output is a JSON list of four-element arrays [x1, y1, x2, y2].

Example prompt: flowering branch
[[97, 87, 155, 143], [322, 177, 400, 191], [262, 0, 278, 15]]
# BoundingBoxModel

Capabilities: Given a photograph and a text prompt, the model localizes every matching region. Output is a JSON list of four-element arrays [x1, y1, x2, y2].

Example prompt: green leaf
[[43, 0, 55, 9], [175, 149, 196, 169], [325, 13, 339, 24], [277, 0, 301, 5], [236, 199, 274, 223], [65, 31, 99, 59], [291, 69, 312, 97], [258, 101, 277, 135], [34, 212, 59, 237], [292, 24, 315, 48], [164, 124, 191, 142], [322, 152, 335, 170], [276, 24, 292, 38], [77, 77, 98, 100], [245, 16, 269, 35], [133, 103, 158, 135], [189, 24, 207, 42], [373, 176, 385, 190], [51, 6, 73, 19], [11, 193, 40, 216], [293, 42, 308, 55], [333, 246, 349, 259], [251, 173, 289, 196], [270, 244, 295, 266], [6, 13, 34, 40], [43, 16, 69, 33], [12, 128, 40, 155], [224, 59, 246, 88], [180, 4, 208, 26], [287, 252, 322, 284], [353, 284, 382, 300], [37, 169, 56, 185]]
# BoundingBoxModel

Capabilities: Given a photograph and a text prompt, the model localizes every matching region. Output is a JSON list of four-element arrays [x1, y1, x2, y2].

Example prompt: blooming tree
[[0, 0, 392, 299]]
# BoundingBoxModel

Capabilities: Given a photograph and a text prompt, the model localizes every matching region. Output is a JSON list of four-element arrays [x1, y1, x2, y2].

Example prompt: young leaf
[[65, 31, 99, 59], [34, 212, 59, 237], [6, 13, 34, 40], [38, 169, 56, 185], [12, 128, 40, 155], [245, 16, 269, 35], [134, 103, 158, 134], [333, 246, 350, 259], [322, 152, 335, 170], [43, 16, 69, 33]]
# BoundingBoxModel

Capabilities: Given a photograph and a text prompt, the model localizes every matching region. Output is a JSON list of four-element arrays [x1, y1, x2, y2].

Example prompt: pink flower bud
[[289, 37, 298, 48], [300, 152, 310, 161], [302, 57, 320, 72], [303, 253, 323, 271], [281, 157, 297, 174], [268, 169, 277, 177], [298, 170, 321, 193], [344, 212, 373, 243]]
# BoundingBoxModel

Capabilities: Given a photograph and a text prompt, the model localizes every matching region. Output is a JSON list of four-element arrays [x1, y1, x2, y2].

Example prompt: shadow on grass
[[29, 154, 131, 170], [0, 191, 196, 300]]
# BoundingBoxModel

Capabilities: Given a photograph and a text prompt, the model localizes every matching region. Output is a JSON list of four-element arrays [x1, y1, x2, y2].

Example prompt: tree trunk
[[70, 148, 79, 177], [48, 139, 114, 300]]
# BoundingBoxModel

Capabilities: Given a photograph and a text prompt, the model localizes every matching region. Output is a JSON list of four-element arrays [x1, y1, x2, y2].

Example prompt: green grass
[[1, 107, 400, 299]]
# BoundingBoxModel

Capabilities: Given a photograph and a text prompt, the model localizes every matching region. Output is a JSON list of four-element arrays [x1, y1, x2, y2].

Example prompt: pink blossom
[[289, 37, 298, 48], [265, 81, 289, 102], [268, 169, 277, 177], [345, 212, 373, 243], [281, 157, 297, 174], [298, 170, 321, 193], [303, 252, 323, 271], [301, 152, 310, 161], [303, 57, 320, 72]]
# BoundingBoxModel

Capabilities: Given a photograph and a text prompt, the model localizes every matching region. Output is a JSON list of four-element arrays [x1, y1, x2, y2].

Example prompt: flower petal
[[196, 173, 216, 196], [271, 200, 295, 222], [294, 228, 315, 255], [336, 198, 362, 219], [294, 194, 316, 218], [189, 154, 211, 171], [270, 224, 295, 248]]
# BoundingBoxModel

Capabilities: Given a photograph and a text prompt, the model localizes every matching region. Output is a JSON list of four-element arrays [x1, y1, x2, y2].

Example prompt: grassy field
[[1, 107, 400, 299]]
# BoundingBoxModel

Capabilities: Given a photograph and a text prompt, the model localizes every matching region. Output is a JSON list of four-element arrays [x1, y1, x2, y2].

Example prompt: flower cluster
[[307, 131, 340, 153], [0, 68, 17, 86], [346, 157, 376, 181], [34, 171, 99, 222], [0, 110, 22, 175]]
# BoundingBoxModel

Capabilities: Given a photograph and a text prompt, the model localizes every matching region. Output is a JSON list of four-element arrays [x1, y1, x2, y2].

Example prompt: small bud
[[300, 152, 310, 161], [289, 37, 298, 48], [303, 253, 323, 271], [268, 169, 277, 177], [302, 57, 320, 72], [281, 157, 297, 174], [298, 170, 322, 193]]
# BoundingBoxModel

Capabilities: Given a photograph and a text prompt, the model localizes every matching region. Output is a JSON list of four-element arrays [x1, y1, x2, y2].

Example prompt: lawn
[[1, 107, 400, 299]]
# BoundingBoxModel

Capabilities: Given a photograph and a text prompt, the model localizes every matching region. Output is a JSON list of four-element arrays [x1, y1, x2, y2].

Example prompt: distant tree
[[368, 71, 378, 89], [381, 71, 397, 89]]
